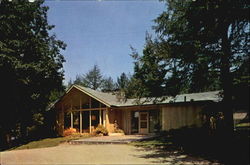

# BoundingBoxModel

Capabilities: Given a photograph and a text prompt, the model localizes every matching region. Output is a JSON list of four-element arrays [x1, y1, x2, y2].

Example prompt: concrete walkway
[[70, 134, 156, 144], [0, 143, 168, 164], [0, 143, 222, 165]]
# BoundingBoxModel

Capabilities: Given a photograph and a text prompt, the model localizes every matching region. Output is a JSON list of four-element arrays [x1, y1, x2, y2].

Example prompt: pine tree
[[0, 0, 66, 147]]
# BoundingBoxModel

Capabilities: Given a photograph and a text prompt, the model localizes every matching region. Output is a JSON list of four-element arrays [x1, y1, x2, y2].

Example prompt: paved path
[[0, 144, 161, 165], [0, 143, 222, 165]]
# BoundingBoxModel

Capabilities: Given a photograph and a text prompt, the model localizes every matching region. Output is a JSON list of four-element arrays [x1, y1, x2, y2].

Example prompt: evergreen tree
[[154, 0, 249, 133], [101, 76, 116, 92], [73, 74, 83, 86], [130, 34, 167, 98], [0, 0, 66, 148], [131, 0, 249, 133], [82, 64, 103, 90], [117, 72, 129, 90]]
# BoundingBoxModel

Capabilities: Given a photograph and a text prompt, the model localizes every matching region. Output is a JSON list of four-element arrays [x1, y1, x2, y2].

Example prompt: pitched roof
[[72, 85, 222, 107]]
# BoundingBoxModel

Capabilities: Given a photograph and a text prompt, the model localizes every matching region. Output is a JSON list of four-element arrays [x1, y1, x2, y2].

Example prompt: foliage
[[101, 76, 116, 92], [156, 0, 249, 131], [63, 128, 77, 137], [0, 0, 66, 149], [130, 34, 169, 98], [114, 120, 124, 133], [130, 0, 249, 131], [114, 128, 124, 134], [117, 72, 129, 90], [93, 125, 108, 136], [71, 64, 118, 92], [74, 64, 103, 90]]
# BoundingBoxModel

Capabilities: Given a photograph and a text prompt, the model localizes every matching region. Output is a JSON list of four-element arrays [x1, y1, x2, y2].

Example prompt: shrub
[[63, 128, 77, 136], [114, 128, 124, 133], [94, 125, 108, 136]]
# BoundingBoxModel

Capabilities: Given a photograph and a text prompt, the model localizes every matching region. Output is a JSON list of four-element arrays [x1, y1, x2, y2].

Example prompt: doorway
[[139, 112, 149, 134]]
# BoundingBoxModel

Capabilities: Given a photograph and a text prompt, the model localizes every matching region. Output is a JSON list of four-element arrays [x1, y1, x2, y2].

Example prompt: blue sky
[[45, 0, 166, 84]]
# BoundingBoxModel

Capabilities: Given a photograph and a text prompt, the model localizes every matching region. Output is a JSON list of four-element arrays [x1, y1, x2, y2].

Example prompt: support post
[[103, 108, 106, 127], [99, 103, 102, 125], [80, 97, 82, 133], [89, 97, 92, 133], [71, 100, 73, 128], [71, 112, 73, 128]]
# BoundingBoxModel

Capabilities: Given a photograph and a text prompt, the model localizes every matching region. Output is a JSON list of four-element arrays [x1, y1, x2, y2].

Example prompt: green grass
[[236, 122, 250, 127], [10, 134, 90, 151]]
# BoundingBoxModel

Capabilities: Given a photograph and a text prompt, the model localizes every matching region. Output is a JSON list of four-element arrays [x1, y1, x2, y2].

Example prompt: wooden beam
[[99, 103, 102, 125], [105, 107, 108, 129], [103, 108, 106, 127], [89, 97, 92, 133], [112, 105, 162, 111], [80, 97, 82, 133], [70, 100, 73, 128], [66, 107, 106, 112], [70, 112, 73, 128]]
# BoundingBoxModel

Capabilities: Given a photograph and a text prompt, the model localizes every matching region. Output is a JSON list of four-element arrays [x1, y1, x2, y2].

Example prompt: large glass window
[[91, 99, 100, 108], [82, 111, 90, 130], [131, 111, 139, 133], [73, 111, 80, 132], [64, 111, 71, 129], [91, 110, 100, 127]]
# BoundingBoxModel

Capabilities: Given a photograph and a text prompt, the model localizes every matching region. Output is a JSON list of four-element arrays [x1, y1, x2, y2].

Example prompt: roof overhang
[[52, 85, 111, 108]]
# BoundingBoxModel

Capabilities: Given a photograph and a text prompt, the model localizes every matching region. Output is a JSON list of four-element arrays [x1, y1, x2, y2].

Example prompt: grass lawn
[[236, 122, 250, 127], [9, 134, 90, 151]]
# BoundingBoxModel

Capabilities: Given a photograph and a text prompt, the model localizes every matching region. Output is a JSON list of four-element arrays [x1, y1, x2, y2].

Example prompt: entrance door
[[139, 112, 149, 134]]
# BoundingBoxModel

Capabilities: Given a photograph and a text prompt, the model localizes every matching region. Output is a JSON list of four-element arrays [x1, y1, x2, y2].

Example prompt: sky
[[45, 0, 166, 84]]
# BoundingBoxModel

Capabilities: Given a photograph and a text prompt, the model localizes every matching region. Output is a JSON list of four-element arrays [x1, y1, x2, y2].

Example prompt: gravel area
[[0, 142, 222, 165]]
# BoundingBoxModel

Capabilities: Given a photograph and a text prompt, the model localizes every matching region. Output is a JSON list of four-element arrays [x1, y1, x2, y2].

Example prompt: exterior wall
[[56, 103, 205, 135], [122, 109, 131, 134], [161, 104, 203, 131], [105, 108, 123, 133], [54, 86, 209, 135]]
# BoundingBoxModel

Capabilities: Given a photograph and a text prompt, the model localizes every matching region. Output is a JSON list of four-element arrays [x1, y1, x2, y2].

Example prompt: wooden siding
[[161, 104, 203, 131]]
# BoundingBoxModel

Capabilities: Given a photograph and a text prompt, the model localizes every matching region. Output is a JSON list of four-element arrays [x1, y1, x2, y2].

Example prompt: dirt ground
[[0, 143, 222, 165]]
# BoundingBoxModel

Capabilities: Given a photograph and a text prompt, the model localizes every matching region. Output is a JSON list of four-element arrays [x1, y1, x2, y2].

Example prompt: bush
[[114, 128, 124, 133], [94, 125, 108, 136], [63, 128, 77, 136]]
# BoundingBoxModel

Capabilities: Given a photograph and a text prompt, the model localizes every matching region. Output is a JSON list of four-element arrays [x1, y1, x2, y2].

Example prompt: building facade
[[54, 85, 221, 135]]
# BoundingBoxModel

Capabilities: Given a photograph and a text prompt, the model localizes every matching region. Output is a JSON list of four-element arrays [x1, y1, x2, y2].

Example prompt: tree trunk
[[221, 28, 234, 136], [20, 116, 28, 142]]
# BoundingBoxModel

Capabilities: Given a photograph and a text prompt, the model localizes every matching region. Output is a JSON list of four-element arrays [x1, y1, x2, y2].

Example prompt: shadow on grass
[[131, 128, 249, 165], [8, 134, 91, 151]]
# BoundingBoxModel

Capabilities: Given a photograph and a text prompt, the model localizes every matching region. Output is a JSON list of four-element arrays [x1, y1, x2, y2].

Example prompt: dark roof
[[72, 85, 222, 107]]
